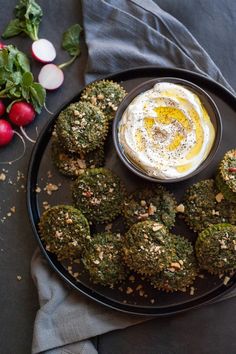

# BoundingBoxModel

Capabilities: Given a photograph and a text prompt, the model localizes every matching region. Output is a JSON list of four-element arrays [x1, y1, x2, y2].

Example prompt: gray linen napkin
[[31, 1, 235, 353]]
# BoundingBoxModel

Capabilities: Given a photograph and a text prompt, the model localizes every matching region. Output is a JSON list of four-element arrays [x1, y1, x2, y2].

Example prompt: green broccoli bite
[[216, 149, 236, 202], [72, 168, 126, 223], [51, 137, 104, 177], [55, 101, 108, 153], [150, 234, 198, 292], [39, 205, 90, 261], [183, 179, 236, 232], [123, 185, 176, 229], [195, 223, 236, 275], [123, 220, 174, 276], [82, 232, 126, 286], [80, 80, 127, 120]]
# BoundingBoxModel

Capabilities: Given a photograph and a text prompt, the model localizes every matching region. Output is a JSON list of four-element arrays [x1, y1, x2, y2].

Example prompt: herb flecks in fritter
[[82, 232, 126, 286], [216, 149, 236, 202], [51, 137, 104, 177], [183, 179, 236, 232], [123, 220, 175, 276], [195, 223, 236, 275], [55, 101, 108, 153], [81, 80, 127, 120], [123, 185, 176, 229], [39, 205, 90, 261], [72, 168, 126, 223], [150, 234, 198, 292]]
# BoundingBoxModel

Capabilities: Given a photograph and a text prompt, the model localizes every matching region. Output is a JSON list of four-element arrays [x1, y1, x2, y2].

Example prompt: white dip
[[118, 82, 215, 179]]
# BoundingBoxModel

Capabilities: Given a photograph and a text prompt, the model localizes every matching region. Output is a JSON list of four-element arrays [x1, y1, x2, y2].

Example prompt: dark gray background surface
[[0, 1, 236, 353]]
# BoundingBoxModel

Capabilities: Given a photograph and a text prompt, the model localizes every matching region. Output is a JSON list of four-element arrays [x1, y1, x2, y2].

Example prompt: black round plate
[[27, 66, 236, 316]]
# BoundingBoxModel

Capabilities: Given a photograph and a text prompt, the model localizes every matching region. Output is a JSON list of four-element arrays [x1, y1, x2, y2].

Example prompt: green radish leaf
[[0, 41, 45, 112], [22, 72, 33, 87], [16, 51, 30, 72], [10, 71, 22, 85], [2, 19, 23, 39], [9, 86, 22, 98], [29, 82, 46, 113], [2, 0, 43, 41], [62, 23, 82, 57]]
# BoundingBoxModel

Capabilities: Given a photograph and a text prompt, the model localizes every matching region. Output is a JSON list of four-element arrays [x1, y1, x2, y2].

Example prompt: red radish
[[32, 39, 56, 63], [9, 102, 36, 126], [0, 42, 6, 49], [0, 120, 26, 163], [38, 64, 64, 90], [0, 100, 5, 116], [9, 102, 36, 143], [0, 119, 14, 146]]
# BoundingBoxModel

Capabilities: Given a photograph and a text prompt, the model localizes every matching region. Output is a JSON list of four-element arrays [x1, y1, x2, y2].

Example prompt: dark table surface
[[0, 1, 236, 353]]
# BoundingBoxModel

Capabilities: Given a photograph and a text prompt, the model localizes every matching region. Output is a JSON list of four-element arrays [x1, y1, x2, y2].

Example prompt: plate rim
[[27, 66, 236, 316]]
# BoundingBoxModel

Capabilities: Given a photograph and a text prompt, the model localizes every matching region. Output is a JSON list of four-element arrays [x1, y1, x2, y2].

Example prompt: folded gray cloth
[[31, 1, 235, 353]]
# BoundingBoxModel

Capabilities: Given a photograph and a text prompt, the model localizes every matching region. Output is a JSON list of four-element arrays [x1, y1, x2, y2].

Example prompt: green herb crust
[[72, 168, 126, 223], [51, 137, 104, 177], [39, 205, 90, 261], [81, 80, 127, 120], [123, 220, 175, 276], [195, 223, 236, 275], [55, 101, 108, 153], [215, 149, 236, 202], [150, 234, 198, 292], [183, 179, 236, 232], [82, 232, 126, 286], [123, 185, 176, 229]]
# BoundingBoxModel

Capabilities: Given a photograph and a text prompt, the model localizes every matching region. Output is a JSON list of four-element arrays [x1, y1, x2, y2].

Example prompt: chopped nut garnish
[[223, 276, 230, 285], [190, 286, 195, 295], [35, 186, 41, 193], [170, 262, 181, 270], [73, 110, 80, 116], [139, 290, 145, 297], [66, 218, 73, 224], [150, 299, 155, 304], [215, 192, 224, 203], [44, 183, 59, 195], [140, 200, 146, 206], [152, 223, 163, 231], [148, 203, 157, 215], [98, 251, 104, 260], [212, 209, 220, 216], [0, 173, 6, 181], [126, 287, 133, 294], [10, 206, 16, 213], [176, 204, 185, 213], [138, 213, 149, 220], [17, 275, 22, 281]]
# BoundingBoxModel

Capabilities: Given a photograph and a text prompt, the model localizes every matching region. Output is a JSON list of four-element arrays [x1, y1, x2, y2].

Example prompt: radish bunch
[[0, 0, 82, 164]]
